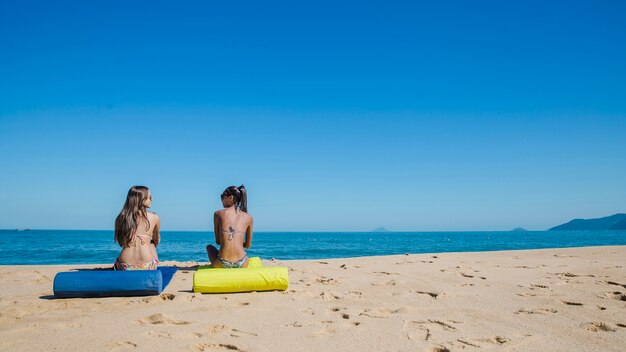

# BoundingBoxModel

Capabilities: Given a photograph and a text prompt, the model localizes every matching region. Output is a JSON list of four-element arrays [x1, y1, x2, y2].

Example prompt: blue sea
[[1, 230, 626, 265]]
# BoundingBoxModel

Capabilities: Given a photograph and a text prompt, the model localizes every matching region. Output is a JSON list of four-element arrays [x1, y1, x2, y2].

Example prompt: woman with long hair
[[206, 185, 254, 268], [114, 186, 160, 270]]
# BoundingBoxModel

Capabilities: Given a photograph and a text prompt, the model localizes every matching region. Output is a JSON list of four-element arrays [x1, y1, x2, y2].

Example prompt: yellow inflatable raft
[[193, 257, 289, 293]]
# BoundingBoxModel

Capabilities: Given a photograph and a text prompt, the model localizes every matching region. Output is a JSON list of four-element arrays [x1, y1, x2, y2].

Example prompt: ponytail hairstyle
[[114, 186, 151, 247], [223, 185, 248, 212]]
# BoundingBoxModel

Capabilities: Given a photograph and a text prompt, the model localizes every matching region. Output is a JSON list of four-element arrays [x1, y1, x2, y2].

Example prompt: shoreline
[[1, 246, 625, 351], [3, 244, 626, 267]]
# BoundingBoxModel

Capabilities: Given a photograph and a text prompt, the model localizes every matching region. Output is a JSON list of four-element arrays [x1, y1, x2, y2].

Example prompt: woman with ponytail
[[113, 186, 160, 270], [206, 185, 254, 268]]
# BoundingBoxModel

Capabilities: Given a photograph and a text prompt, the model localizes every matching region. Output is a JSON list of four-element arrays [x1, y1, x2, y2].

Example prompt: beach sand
[[1, 246, 625, 352]]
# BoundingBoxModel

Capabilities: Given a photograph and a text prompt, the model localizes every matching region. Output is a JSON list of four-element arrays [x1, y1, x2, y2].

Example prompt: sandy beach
[[1, 246, 625, 352]]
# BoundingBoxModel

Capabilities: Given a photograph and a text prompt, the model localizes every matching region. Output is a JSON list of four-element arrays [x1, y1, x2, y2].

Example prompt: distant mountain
[[371, 227, 390, 232], [610, 218, 626, 230], [512, 227, 527, 232], [549, 213, 626, 231]]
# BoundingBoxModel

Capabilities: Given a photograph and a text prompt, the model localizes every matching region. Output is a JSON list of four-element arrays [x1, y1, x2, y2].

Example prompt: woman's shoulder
[[147, 211, 160, 221], [241, 211, 253, 221]]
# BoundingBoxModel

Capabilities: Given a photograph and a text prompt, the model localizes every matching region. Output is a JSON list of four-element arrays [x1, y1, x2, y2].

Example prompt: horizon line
[[1, 228, 557, 233]]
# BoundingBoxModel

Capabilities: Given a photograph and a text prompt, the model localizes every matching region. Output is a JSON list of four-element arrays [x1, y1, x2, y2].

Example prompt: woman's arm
[[152, 214, 160, 247], [213, 212, 221, 245], [244, 216, 253, 249]]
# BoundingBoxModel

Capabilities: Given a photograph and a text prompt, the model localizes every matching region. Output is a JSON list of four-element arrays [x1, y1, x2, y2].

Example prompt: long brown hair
[[223, 185, 247, 212], [114, 186, 150, 247]]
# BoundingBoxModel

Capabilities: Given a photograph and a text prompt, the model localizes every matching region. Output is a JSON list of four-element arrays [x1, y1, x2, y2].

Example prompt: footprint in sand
[[186, 294, 206, 302], [403, 320, 431, 341], [315, 276, 338, 285], [285, 320, 338, 334], [560, 300, 584, 306], [602, 291, 626, 301], [427, 319, 459, 331], [408, 320, 462, 341], [284, 321, 303, 328], [553, 272, 595, 278], [515, 308, 557, 315], [319, 291, 342, 300], [206, 324, 230, 334], [359, 306, 412, 319], [311, 321, 338, 336], [194, 324, 258, 338], [605, 281, 626, 289], [371, 279, 396, 287], [457, 271, 487, 280], [414, 290, 447, 299], [138, 313, 191, 325], [301, 307, 315, 315], [388, 306, 413, 314], [141, 296, 160, 303], [585, 322, 616, 332], [229, 328, 258, 338], [148, 331, 173, 339], [107, 341, 138, 350], [372, 271, 399, 276], [394, 260, 415, 265], [347, 291, 362, 298], [359, 307, 411, 319], [456, 339, 482, 348], [160, 293, 176, 300], [478, 336, 510, 345], [359, 308, 390, 319], [195, 343, 243, 351]]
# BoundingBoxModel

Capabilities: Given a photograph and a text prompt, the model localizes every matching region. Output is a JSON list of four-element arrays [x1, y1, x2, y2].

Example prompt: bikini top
[[220, 210, 246, 241], [221, 225, 244, 241], [133, 233, 152, 246]]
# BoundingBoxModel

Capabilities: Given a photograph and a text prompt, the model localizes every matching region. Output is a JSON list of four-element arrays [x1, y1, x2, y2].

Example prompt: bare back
[[213, 208, 253, 262], [118, 212, 160, 264]]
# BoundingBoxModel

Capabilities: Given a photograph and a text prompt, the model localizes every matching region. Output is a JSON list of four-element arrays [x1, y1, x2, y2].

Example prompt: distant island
[[550, 213, 626, 231], [512, 228, 527, 232], [371, 227, 390, 232]]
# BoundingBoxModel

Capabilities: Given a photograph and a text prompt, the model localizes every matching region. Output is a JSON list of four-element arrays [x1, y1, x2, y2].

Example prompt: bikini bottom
[[114, 257, 159, 270], [216, 253, 248, 268]]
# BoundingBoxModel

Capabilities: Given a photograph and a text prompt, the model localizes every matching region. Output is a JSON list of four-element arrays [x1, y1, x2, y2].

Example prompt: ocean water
[[1, 230, 626, 265]]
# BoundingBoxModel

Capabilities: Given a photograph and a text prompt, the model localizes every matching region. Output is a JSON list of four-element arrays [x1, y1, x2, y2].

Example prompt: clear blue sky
[[1, 1, 625, 231]]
